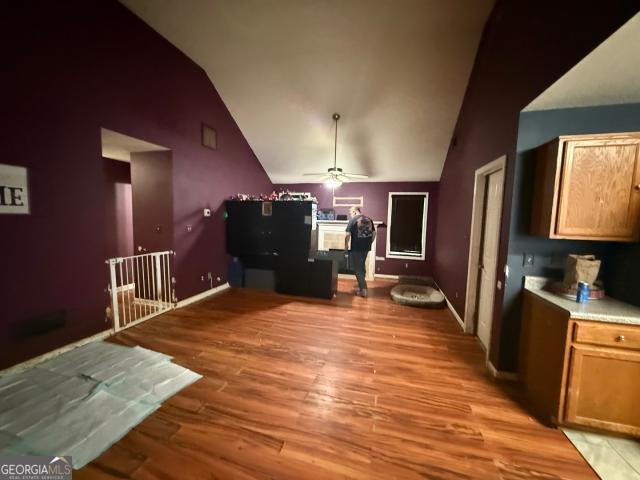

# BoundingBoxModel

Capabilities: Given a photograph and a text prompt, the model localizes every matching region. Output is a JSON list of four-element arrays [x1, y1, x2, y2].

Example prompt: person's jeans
[[349, 250, 368, 291]]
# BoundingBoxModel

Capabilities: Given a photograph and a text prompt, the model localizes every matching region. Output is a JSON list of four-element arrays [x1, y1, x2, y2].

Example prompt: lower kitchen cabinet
[[520, 291, 640, 437], [565, 344, 640, 436]]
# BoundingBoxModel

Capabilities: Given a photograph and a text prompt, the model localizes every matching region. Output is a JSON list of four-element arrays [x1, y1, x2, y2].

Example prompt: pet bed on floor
[[390, 284, 446, 308]]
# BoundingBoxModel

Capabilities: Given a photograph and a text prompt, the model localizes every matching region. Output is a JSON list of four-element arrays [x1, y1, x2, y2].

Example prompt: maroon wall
[[104, 158, 133, 258], [433, 0, 639, 369], [274, 182, 438, 276], [0, 1, 272, 369]]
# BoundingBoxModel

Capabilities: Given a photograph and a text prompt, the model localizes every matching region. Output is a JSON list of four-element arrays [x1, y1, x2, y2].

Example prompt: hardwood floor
[[77, 279, 596, 479]]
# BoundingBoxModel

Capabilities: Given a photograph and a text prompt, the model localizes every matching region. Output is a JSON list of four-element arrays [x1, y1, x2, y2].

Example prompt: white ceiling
[[101, 128, 169, 162], [525, 12, 640, 112], [121, 0, 493, 183]]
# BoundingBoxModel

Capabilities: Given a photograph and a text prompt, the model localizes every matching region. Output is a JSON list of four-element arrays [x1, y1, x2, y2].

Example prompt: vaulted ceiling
[[121, 0, 493, 183], [526, 12, 640, 112]]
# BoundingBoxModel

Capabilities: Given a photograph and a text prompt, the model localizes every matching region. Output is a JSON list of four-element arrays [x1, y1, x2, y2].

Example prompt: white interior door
[[476, 169, 504, 351]]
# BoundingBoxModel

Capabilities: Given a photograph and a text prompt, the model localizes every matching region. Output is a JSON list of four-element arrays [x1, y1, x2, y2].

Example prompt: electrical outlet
[[523, 253, 535, 267]]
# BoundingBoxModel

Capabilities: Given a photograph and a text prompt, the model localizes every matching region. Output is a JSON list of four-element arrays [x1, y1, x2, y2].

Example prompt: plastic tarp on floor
[[0, 341, 201, 469]]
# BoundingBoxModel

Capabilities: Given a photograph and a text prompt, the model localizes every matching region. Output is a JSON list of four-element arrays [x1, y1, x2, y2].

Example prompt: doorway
[[464, 156, 506, 355], [101, 128, 174, 331]]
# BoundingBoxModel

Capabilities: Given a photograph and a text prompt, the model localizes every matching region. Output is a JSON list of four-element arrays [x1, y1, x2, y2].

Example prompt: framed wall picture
[[333, 196, 363, 208], [0, 163, 30, 214]]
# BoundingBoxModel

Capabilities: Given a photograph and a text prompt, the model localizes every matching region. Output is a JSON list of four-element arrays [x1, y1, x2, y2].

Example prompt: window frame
[[385, 192, 429, 261]]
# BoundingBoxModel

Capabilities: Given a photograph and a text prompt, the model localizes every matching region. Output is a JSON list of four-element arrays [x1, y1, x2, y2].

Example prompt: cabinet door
[[565, 344, 640, 435], [556, 138, 640, 240]]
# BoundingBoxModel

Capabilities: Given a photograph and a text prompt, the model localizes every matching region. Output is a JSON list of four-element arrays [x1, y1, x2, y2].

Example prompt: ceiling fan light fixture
[[325, 177, 342, 189], [303, 113, 369, 182]]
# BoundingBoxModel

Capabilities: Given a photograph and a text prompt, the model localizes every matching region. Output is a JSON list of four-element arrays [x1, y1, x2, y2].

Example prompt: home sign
[[0, 164, 29, 214]]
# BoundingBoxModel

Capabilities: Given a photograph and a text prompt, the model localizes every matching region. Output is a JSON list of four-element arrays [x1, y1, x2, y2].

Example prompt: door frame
[[463, 155, 507, 356]]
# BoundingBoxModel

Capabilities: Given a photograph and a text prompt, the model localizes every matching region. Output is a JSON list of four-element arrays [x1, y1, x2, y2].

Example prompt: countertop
[[524, 276, 640, 326]]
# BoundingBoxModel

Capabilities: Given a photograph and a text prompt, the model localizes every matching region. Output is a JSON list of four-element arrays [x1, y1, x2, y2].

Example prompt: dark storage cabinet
[[275, 256, 337, 299], [225, 200, 336, 299], [225, 200, 314, 257]]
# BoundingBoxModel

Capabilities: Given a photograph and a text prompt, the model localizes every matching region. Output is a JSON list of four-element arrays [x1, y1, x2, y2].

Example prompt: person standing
[[344, 206, 375, 297]]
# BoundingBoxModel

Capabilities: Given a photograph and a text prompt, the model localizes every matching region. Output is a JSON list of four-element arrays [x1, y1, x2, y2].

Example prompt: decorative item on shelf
[[302, 113, 369, 188], [317, 208, 335, 220], [229, 193, 256, 201], [278, 190, 293, 200], [228, 191, 317, 202]]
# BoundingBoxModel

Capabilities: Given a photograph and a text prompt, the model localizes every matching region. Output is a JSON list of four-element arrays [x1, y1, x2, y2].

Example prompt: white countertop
[[524, 276, 640, 326]]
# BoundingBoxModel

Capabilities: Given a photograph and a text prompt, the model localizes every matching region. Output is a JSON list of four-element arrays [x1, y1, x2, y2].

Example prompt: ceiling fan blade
[[341, 172, 369, 179], [336, 174, 351, 182]]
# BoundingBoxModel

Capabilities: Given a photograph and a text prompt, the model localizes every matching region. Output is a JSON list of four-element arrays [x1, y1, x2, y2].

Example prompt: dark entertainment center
[[225, 200, 338, 298]]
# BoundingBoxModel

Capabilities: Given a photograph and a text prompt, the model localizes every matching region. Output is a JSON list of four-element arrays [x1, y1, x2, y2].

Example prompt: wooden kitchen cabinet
[[520, 291, 640, 436], [531, 133, 640, 241], [565, 344, 640, 436]]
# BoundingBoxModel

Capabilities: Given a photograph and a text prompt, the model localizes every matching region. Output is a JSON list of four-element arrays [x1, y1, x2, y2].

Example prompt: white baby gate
[[106, 251, 174, 331]]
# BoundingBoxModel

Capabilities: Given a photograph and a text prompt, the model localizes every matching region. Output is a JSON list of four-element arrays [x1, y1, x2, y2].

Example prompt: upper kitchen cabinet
[[531, 133, 640, 242]]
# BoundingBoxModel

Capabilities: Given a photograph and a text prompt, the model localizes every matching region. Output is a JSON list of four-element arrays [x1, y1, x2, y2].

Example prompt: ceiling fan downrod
[[332, 113, 340, 172]]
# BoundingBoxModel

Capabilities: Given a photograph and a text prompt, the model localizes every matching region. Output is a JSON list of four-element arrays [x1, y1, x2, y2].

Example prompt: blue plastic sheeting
[[0, 342, 201, 468]]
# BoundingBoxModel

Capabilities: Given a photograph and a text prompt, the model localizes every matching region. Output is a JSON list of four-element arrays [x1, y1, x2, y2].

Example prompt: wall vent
[[202, 123, 217, 150], [12, 310, 66, 338]]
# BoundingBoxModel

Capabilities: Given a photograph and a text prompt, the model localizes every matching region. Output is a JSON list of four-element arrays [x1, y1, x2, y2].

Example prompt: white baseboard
[[444, 295, 465, 331], [433, 280, 465, 331], [176, 282, 230, 308], [339, 273, 399, 280], [486, 358, 518, 381], [0, 329, 113, 375], [374, 274, 399, 280]]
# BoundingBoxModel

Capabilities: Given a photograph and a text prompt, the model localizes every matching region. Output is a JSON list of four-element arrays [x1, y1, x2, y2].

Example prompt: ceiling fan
[[303, 113, 369, 188]]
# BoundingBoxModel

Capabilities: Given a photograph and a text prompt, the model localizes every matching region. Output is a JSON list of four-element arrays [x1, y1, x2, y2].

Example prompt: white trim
[[434, 279, 465, 331], [116, 283, 135, 293], [485, 359, 518, 381], [338, 273, 356, 279], [386, 192, 429, 261], [374, 274, 399, 280], [0, 329, 113, 375], [444, 296, 465, 331], [463, 155, 507, 353], [175, 282, 230, 308]]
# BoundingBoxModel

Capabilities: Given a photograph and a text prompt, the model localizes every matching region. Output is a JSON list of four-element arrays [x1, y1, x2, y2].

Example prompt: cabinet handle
[[616, 335, 626, 342], [635, 184, 640, 191]]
